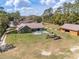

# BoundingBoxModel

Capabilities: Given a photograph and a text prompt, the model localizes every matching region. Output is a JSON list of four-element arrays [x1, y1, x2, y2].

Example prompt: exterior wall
[[77, 32, 79, 36], [9, 21, 15, 27], [60, 28, 79, 36], [19, 26, 32, 33], [32, 28, 44, 32], [18, 26, 44, 33], [70, 31, 78, 36]]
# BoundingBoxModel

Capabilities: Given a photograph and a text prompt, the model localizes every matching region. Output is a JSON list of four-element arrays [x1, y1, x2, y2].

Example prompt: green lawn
[[0, 24, 79, 59], [6, 33, 48, 45]]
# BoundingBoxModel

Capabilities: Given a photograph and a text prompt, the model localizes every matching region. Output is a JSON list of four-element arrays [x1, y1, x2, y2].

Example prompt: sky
[[0, 0, 75, 16]]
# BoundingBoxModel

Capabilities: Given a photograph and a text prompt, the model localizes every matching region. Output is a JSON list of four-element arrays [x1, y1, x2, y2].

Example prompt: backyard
[[0, 24, 79, 59]]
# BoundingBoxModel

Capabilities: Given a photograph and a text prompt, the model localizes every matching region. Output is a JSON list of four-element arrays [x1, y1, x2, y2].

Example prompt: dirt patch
[[41, 50, 52, 56]]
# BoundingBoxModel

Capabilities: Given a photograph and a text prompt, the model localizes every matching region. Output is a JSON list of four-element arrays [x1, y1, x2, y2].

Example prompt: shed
[[60, 24, 79, 36]]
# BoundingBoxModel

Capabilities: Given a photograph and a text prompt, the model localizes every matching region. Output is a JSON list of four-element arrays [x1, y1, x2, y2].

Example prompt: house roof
[[16, 23, 44, 30], [19, 20, 34, 24], [60, 24, 79, 31], [26, 23, 44, 29]]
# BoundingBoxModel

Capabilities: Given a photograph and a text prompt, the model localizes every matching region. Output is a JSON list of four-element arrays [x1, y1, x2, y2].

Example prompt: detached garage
[[60, 24, 79, 36]]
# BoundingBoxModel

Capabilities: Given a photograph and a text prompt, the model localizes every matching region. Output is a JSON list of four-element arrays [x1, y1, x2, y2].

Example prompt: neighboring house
[[8, 21, 16, 28], [60, 24, 79, 36], [16, 23, 44, 33], [19, 20, 34, 24]]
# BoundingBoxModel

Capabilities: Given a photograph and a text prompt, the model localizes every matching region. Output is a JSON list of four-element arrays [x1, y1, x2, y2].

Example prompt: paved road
[[0, 28, 11, 46], [0, 33, 7, 46]]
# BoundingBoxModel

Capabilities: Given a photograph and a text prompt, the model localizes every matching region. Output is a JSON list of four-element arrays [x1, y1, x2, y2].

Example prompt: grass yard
[[0, 23, 79, 59]]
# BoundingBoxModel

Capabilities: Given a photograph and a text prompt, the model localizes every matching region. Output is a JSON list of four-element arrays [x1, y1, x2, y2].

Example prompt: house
[[60, 24, 79, 36], [8, 21, 15, 27], [18, 16, 36, 24], [8, 21, 18, 28], [16, 23, 44, 33], [19, 20, 34, 24]]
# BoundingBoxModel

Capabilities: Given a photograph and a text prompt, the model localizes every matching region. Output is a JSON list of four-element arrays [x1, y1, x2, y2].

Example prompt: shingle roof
[[16, 23, 44, 30], [61, 24, 79, 31]]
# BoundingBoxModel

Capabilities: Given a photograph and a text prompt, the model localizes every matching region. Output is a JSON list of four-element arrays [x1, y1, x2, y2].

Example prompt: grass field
[[0, 23, 79, 59]]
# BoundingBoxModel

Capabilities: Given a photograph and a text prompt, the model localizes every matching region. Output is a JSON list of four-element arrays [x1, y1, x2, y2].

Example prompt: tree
[[0, 7, 4, 12], [52, 1, 79, 25], [42, 7, 53, 23], [0, 7, 21, 37], [9, 11, 21, 21], [34, 16, 42, 23], [42, 7, 53, 16], [0, 7, 9, 36]]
